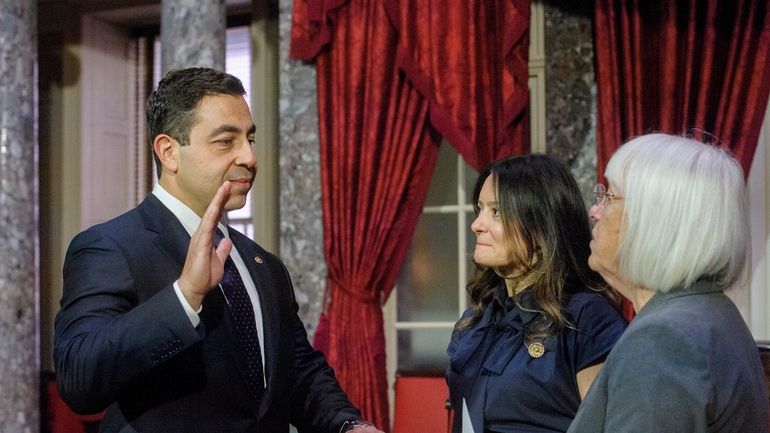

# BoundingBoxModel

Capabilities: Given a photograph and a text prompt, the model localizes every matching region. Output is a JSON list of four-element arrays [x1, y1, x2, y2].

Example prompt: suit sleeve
[[601, 321, 713, 433], [53, 229, 201, 414], [267, 261, 361, 433]]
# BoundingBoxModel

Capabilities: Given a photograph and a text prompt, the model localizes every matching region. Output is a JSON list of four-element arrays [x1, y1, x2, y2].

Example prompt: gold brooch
[[527, 341, 545, 358], [254, 256, 263, 264]]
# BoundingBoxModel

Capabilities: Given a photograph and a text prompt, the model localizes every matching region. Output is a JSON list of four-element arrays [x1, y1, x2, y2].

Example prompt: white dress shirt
[[152, 184, 266, 380]]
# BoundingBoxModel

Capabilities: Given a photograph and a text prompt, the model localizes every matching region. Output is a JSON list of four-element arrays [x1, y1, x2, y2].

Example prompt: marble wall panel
[[161, 0, 226, 72], [278, 0, 325, 337], [544, 1, 598, 205], [0, 1, 39, 432]]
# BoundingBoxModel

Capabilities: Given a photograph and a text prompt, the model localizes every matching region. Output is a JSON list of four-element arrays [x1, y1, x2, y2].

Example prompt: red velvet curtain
[[292, 0, 531, 171], [291, 0, 531, 428], [594, 0, 770, 320], [594, 0, 770, 179], [293, 1, 440, 430], [387, 0, 531, 170]]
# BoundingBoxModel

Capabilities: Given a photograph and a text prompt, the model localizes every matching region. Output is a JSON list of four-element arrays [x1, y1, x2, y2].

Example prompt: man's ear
[[153, 134, 179, 174]]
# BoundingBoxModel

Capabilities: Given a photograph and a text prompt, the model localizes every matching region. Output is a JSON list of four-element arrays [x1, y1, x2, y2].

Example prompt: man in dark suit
[[54, 67, 382, 433]]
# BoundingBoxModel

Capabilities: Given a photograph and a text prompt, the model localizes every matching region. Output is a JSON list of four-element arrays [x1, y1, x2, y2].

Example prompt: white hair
[[605, 133, 748, 292]]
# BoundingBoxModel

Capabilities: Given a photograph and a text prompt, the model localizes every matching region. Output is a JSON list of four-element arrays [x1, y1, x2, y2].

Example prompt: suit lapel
[[137, 195, 190, 272]]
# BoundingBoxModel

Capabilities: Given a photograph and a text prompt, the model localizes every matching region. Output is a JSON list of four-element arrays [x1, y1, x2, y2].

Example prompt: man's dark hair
[[146, 67, 246, 177]]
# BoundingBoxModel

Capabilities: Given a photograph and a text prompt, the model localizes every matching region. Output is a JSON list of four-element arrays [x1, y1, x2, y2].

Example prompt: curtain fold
[[307, 1, 441, 429], [594, 0, 770, 179], [290, 0, 531, 427], [292, 0, 531, 171], [384, 0, 531, 170]]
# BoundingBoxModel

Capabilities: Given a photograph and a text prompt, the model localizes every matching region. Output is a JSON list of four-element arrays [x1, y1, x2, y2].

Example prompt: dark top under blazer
[[54, 194, 359, 433], [568, 280, 770, 433]]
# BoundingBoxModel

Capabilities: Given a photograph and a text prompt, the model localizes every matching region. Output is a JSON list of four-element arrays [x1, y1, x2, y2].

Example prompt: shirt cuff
[[173, 280, 202, 327], [339, 420, 375, 432]]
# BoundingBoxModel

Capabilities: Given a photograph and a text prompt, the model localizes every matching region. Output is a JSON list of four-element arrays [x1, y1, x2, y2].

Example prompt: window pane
[[465, 212, 477, 308], [397, 213, 459, 322], [424, 143, 458, 207], [397, 328, 453, 372], [225, 26, 251, 104], [463, 161, 479, 205]]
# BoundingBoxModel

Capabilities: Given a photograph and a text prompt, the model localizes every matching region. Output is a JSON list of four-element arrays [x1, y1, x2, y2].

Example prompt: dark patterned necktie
[[215, 229, 265, 401]]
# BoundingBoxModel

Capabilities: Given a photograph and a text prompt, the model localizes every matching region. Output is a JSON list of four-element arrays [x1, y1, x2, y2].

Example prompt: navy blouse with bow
[[446, 284, 626, 433]]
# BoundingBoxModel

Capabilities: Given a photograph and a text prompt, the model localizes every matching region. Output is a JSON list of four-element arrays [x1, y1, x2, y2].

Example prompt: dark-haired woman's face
[[471, 177, 522, 272]]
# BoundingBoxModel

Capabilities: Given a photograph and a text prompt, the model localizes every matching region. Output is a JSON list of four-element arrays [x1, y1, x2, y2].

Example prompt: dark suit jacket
[[54, 195, 360, 433]]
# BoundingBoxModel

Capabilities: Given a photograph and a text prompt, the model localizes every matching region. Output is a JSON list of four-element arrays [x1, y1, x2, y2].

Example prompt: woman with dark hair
[[446, 154, 627, 433]]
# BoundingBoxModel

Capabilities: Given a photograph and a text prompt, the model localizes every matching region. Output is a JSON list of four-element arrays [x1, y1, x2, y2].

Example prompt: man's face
[[167, 94, 257, 216]]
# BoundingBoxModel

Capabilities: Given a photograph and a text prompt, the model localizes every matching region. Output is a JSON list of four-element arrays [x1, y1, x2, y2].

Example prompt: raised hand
[[178, 181, 233, 309]]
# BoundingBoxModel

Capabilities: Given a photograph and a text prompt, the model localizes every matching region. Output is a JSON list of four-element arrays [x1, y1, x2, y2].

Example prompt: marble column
[[278, 0, 326, 337], [0, 1, 39, 433], [544, 2, 598, 206], [161, 0, 226, 74]]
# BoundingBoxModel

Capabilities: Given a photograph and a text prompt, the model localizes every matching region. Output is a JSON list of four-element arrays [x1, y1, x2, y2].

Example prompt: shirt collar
[[491, 281, 539, 324], [492, 281, 512, 308], [152, 183, 229, 238]]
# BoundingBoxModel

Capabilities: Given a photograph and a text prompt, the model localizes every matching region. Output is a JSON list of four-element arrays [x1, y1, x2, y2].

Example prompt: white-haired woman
[[567, 133, 769, 432]]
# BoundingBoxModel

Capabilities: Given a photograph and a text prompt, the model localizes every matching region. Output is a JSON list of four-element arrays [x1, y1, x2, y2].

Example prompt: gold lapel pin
[[527, 341, 545, 358], [254, 256, 263, 264]]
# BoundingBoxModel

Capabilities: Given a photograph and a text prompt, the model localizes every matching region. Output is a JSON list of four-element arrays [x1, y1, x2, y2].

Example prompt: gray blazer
[[568, 280, 769, 433]]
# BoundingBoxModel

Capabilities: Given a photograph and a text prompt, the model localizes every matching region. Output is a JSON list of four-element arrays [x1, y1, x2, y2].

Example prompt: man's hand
[[178, 182, 233, 309]]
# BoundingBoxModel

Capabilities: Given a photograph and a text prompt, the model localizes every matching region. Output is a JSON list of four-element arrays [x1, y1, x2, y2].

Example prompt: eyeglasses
[[593, 184, 623, 207]]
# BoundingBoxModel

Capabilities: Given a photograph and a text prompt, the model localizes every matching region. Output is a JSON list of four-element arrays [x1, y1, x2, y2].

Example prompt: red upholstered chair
[[392, 371, 453, 433], [42, 372, 104, 433]]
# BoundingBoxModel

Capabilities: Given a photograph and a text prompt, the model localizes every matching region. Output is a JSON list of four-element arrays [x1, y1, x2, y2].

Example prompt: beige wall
[[39, 5, 83, 372]]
